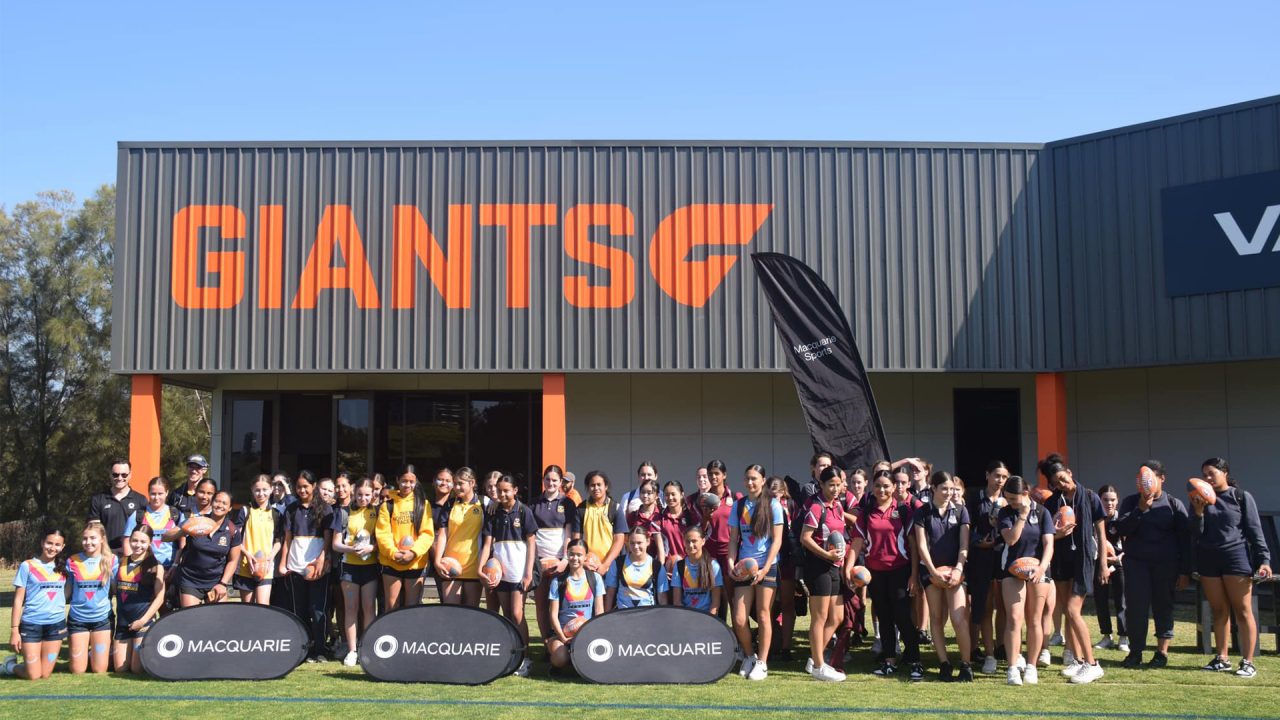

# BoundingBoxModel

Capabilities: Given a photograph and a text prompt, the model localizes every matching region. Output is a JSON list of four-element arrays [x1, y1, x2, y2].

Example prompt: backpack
[[612, 553, 659, 598], [553, 568, 602, 602]]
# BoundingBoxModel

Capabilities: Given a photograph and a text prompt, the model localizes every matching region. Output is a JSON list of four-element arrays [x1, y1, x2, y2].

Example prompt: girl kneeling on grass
[[2, 529, 68, 680], [912, 471, 973, 682], [671, 525, 723, 615], [547, 539, 605, 671], [998, 475, 1054, 686], [112, 526, 165, 673]]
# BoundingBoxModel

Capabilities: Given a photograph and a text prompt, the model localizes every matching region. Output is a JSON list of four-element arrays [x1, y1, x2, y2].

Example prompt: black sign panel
[[140, 603, 309, 680], [359, 605, 525, 684], [1162, 170, 1280, 296], [571, 606, 739, 684], [750, 252, 891, 473]]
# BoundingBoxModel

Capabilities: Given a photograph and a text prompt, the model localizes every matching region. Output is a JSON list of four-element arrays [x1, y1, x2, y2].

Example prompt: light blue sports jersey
[[729, 497, 784, 564], [672, 558, 722, 613], [13, 559, 66, 625], [67, 554, 113, 623], [608, 556, 657, 609], [548, 571, 605, 625]]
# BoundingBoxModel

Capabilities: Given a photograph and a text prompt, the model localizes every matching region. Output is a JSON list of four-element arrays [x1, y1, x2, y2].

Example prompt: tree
[[0, 188, 126, 522]]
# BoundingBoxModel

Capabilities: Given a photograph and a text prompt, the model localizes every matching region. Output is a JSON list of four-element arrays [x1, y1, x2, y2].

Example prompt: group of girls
[[5, 452, 1272, 684]]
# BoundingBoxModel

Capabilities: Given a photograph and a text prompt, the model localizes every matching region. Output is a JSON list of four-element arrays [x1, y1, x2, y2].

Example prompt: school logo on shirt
[[513, 518, 521, 529], [218, 535, 228, 547]]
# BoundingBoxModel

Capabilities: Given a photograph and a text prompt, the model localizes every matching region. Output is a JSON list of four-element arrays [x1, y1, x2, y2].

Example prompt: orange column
[[1035, 372, 1068, 481], [130, 375, 163, 494], [542, 373, 566, 472]]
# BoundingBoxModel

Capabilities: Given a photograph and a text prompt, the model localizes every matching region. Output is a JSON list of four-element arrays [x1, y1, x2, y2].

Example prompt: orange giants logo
[[171, 203, 773, 310]]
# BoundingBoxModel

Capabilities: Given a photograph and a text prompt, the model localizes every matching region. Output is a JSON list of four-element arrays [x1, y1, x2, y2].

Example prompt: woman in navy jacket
[[1114, 461, 1191, 669], [1193, 457, 1273, 679]]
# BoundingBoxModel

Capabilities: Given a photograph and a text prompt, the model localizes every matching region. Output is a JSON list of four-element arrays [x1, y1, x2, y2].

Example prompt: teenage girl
[[376, 467, 435, 610], [435, 467, 489, 607], [729, 464, 785, 681], [1094, 485, 1128, 654], [478, 475, 538, 678], [580, 471, 621, 575], [657, 480, 701, 605], [768, 477, 800, 661], [66, 521, 115, 674], [483, 471, 501, 504], [191, 478, 216, 517], [851, 466, 922, 678], [332, 478, 378, 666], [1194, 457, 1273, 679], [112, 526, 165, 673], [140, 476, 183, 571], [998, 475, 1054, 686], [671, 525, 723, 615], [967, 461, 1008, 674], [608, 527, 661, 609], [546, 539, 605, 670], [234, 475, 284, 605], [913, 471, 973, 682], [703, 459, 737, 590], [279, 471, 333, 662], [531, 464, 580, 650], [1039, 453, 1107, 683], [3, 529, 67, 680], [800, 466, 848, 682], [177, 491, 243, 608], [430, 468, 455, 552]]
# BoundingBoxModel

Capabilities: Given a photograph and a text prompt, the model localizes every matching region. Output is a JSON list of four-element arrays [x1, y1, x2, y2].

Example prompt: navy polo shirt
[[913, 503, 970, 567], [998, 504, 1054, 567]]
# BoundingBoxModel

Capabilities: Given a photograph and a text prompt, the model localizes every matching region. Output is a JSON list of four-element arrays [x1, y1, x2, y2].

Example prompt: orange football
[[1187, 477, 1217, 506], [182, 515, 217, 537]]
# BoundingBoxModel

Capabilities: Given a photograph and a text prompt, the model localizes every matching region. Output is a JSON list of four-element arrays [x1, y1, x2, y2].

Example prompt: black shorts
[[114, 609, 153, 640], [67, 614, 113, 634], [1196, 544, 1252, 578], [340, 563, 380, 585], [18, 620, 67, 643], [231, 574, 273, 593], [1050, 552, 1077, 583], [804, 563, 842, 596], [178, 583, 215, 599], [380, 565, 423, 580]]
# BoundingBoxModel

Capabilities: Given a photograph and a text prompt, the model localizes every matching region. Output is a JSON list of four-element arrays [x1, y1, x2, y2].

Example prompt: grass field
[[0, 569, 1276, 720]]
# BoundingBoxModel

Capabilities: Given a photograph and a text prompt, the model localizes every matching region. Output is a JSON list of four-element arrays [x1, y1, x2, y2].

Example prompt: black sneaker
[[994, 644, 1007, 662], [1122, 653, 1143, 669], [1236, 659, 1257, 679], [909, 663, 925, 681], [939, 661, 954, 682], [919, 630, 933, 643], [873, 661, 897, 677], [1202, 656, 1233, 672], [1147, 652, 1168, 669], [957, 663, 974, 682]]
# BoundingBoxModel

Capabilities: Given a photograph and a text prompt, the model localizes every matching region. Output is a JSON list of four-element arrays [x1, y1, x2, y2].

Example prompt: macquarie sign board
[[570, 606, 738, 684], [139, 603, 309, 680], [1162, 170, 1280, 296]]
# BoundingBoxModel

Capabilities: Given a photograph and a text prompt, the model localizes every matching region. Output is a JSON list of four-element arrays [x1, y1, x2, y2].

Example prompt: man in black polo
[[169, 454, 211, 516], [87, 459, 147, 556]]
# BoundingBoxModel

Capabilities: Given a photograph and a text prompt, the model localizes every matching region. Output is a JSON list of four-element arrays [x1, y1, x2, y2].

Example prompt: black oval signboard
[[359, 604, 525, 684], [571, 606, 739, 684], [140, 603, 309, 680]]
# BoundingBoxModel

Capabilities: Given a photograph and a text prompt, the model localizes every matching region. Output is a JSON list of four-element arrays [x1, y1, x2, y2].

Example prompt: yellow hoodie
[[376, 489, 435, 571]]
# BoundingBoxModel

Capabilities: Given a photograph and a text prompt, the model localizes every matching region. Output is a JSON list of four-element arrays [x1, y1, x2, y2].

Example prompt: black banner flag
[[750, 252, 891, 473]]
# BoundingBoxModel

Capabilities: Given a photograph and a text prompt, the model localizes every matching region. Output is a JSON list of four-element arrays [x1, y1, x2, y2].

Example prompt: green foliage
[[0, 187, 211, 539]]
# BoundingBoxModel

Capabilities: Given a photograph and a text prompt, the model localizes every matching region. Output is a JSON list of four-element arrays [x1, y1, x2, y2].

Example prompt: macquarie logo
[[370, 634, 502, 659], [154, 633, 295, 658], [1162, 169, 1280, 296], [584, 639, 724, 662]]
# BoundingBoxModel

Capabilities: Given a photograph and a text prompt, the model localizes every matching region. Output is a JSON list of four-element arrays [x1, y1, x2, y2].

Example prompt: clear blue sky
[[1, 1, 1276, 208]]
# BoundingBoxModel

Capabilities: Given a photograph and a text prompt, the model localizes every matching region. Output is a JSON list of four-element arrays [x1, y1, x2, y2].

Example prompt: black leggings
[[1094, 566, 1127, 637], [291, 573, 330, 657], [868, 564, 919, 663]]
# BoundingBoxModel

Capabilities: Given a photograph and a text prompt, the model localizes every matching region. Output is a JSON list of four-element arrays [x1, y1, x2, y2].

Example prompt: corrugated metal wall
[[1042, 96, 1280, 370], [113, 143, 1046, 373]]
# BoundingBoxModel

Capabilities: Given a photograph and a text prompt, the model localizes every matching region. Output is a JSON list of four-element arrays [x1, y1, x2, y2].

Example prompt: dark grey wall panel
[[113, 143, 1044, 374], [1043, 96, 1280, 370]]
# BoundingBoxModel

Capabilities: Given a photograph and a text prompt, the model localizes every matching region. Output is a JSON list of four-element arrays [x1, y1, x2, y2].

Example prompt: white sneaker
[[1038, 648, 1052, 667], [343, 650, 358, 667], [1094, 635, 1116, 650], [1118, 637, 1130, 653], [1063, 648, 1077, 666], [1048, 632, 1065, 647], [1013, 654, 1027, 671], [739, 653, 757, 677], [513, 658, 531, 677], [1024, 665, 1039, 685], [1061, 661, 1084, 678], [804, 658, 815, 675], [1006, 665, 1023, 686], [1071, 662, 1104, 684], [813, 663, 844, 682], [982, 656, 998, 674], [747, 660, 768, 680]]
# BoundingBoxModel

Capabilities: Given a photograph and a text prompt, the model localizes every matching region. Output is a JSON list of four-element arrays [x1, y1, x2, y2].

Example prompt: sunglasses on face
[[111, 472, 129, 478]]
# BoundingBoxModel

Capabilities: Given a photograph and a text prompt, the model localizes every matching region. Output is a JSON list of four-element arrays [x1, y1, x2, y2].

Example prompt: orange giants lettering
[[170, 203, 773, 310]]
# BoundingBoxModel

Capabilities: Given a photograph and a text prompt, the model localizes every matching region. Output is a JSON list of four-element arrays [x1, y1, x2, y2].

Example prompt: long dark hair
[[1202, 457, 1237, 488], [126, 524, 160, 573], [37, 527, 69, 576], [682, 525, 715, 590], [1037, 453, 1069, 482], [295, 470, 331, 527], [744, 464, 772, 539]]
